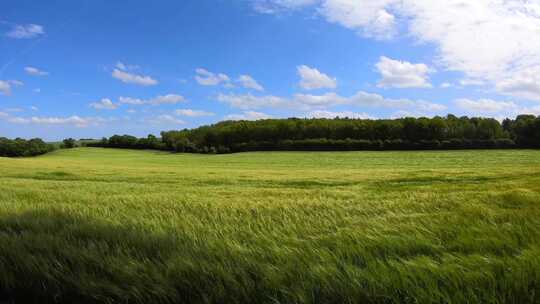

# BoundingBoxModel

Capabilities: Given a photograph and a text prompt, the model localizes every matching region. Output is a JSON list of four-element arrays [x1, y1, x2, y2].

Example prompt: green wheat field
[[1, 148, 539, 303]]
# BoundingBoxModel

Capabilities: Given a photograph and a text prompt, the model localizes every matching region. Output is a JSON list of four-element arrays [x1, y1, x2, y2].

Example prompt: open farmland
[[0, 148, 539, 303]]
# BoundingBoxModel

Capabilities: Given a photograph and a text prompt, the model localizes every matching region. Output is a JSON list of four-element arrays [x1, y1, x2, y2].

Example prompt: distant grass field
[[0, 148, 539, 303]]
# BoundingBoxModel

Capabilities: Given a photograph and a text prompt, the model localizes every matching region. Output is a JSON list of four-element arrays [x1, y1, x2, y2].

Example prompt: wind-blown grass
[[0, 148, 539, 303]]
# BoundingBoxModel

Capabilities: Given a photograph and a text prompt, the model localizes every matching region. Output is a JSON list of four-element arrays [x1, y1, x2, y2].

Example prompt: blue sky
[[1, 0, 540, 140]]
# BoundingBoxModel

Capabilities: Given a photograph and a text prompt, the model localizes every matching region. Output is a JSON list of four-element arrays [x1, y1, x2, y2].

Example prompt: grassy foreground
[[0, 148, 539, 303]]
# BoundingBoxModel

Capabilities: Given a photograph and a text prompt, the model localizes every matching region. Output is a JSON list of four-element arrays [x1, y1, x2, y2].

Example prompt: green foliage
[[0, 148, 539, 303], [88, 115, 540, 153], [159, 115, 540, 153], [0, 137, 55, 157], [87, 134, 167, 150], [506, 115, 540, 147], [152, 115, 525, 153], [62, 138, 77, 149]]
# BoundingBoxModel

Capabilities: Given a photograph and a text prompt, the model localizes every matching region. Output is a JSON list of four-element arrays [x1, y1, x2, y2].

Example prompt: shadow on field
[[0, 210, 183, 304], [0, 208, 538, 304]]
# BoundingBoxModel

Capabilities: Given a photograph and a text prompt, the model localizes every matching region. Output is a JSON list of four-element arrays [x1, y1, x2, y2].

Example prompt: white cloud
[[254, 0, 398, 39], [521, 105, 540, 116], [149, 115, 185, 125], [6, 24, 44, 39], [116, 62, 127, 70], [175, 109, 215, 117], [307, 110, 374, 119], [321, 0, 398, 39], [34, 88, 41, 93], [195, 68, 231, 86], [454, 98, 540, 117], [24, 66, 49, 76], [0, 80, 23, 96], [112, 69, 158, 86], [218, 93, 288, 110], [90, 98, 118, 110], [225, 111, 272, 121], [293, 92, 346, 108], [218, 90, 445, 114], [297, 65, 337, 90], [5, 115, 105, 128], [119, 94, 185, 106], [400, 1, 540, 99], [296, 91, 446, 112], [237, 75, 264, 91], [455, 98, 518, 114], [496, 68, 540, 101], [115, 62, 139, 71], [440, 82, 452, 88], [376, 56, 432, 88], [255, 1, 540, 100], [0, 81, 11, 95], [30, 106, 38, 111], [459, 79, 485, 87]]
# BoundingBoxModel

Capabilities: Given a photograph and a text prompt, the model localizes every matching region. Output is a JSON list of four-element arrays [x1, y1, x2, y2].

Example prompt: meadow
[[0, 148, 539, 303]]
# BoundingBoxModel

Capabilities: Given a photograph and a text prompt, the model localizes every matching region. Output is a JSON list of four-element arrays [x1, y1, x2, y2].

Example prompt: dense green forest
[[86, 114, 540, 153], [2, 115, 538, 157], [0, 137, 55, 157]]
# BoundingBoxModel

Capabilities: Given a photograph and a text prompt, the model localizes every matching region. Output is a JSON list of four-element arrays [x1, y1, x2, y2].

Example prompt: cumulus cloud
[[4, 115, 106, 128], [253, 0, 540, 100], [440, 82, 452, 88], [175, 109, 215, 117], [237, 75, 264, 91], [218, 91, 446, 114], [459, 79, 486, 87], [225, 111, 272, 121], [293, 92, 346, 108], [0, 80, 23, 96], [115, 62, 139, 71], [119, 94, 185, 106], [90, 98, 118, 110], [112, 68, 157, 86], [195, 68, 231, 86], [0, 81, 11, 95], [496, 68, 540, 101], [296, 91, 446, 112], [376, 56, 432, 88], [254, 0, 398, 39], [455, 98, 518, 114], [297, 65, 337, 90], [24, 66, 49, 76], [218, 93, 288, 110], [454, 98, 540, 118], [321, 0, 398, 39], [6, 24, 44, 39], [148, 115, 185, 125]]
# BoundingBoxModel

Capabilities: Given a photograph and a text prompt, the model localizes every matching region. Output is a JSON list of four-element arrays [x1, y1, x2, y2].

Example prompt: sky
[[2, 0, 540, 140]]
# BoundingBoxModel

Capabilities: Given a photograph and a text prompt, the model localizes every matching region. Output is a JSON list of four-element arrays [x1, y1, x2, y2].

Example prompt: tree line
[[0, 137, 85, 157], [87, 114, 540, 153], [0, 137, 55, 157], [4, 114, 537, 157]]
